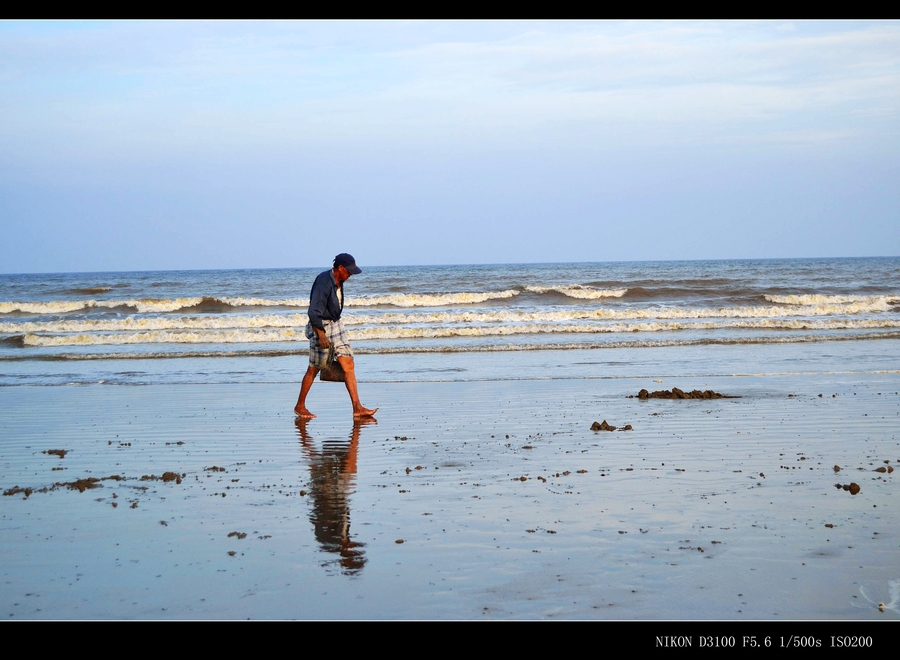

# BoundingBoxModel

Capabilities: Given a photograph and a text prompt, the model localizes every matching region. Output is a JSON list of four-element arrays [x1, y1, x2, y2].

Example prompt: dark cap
[[334, 253, 362, 275]]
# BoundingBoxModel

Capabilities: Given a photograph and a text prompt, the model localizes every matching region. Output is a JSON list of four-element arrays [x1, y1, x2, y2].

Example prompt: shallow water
[[2, 258, 898, 384], [1, 346, 897, 619]]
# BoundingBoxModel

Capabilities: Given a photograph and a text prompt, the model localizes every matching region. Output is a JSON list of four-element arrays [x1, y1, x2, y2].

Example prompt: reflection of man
[[295, 417, 373, 575], [294, 253, 377, 419]]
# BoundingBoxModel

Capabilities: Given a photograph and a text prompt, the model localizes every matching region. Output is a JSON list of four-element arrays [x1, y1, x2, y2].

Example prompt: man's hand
[[315, 327, 330, 349]]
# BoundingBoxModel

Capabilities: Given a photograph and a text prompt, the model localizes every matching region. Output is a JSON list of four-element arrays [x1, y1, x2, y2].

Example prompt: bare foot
[[294, 405, 316, 418], [353, 405, 378, 418]]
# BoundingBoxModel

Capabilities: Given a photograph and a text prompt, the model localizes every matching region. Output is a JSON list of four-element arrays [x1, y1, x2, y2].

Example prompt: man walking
[[294, 253, 377, 419]]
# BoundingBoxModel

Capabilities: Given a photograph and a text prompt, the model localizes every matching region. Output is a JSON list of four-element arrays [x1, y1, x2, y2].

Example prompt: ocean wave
[[764, 293, 898, 307], [4, 310, 900, 338], [0, 297, 307, 315], [22, 328, 303, 347], [0, 298, 208, 315], [524, 285, 627, 299], [348, 319, 900, 340], [217, 296, 308, 308], [348, 301, 899, 324], [68, 287, 113, 295], [0, 300, 110, 315], [200, 290, 520, 308], [0, 314, 311, 334], [1, 334, 25, 348], [16, 318, 900, 347], [6, 298, 897, 335], [5, 330, 900, 361], [359, 331, 900, 353], [0, 290, 521, 315], [350, 290, 520, 306], [7, 291, 892, 318]]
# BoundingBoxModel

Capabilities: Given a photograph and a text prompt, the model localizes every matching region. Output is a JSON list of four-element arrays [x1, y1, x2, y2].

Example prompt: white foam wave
[[4, 291, 894, 318], [188, 292, 521, 308], [1, 314, 310, 334], [6, 330, 900, 361], [349, 290, 520, 307], [359, 332, 900, 353], [218, 297, 309, 308], [0, 300, 108, 315], [6, 313, 900, 337], [129, 298, 208, 313], [764, 293, 897, 307], [0, 290, 520, 315], [345, 301, 898, 324], [0, 298, 207, 315], [348, 319, 900, 340], [22, 328, 303, 347], [348, 298, 894, 323], [524, 285, 627, 299], [18, 318, 900, 347]]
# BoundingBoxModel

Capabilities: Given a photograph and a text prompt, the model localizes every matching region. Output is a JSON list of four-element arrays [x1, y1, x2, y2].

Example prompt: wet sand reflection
[[295, 417, 376, 575]]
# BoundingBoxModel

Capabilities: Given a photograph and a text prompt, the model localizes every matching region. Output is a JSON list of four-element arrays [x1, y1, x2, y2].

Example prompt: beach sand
[[1, 351, 898, 620]]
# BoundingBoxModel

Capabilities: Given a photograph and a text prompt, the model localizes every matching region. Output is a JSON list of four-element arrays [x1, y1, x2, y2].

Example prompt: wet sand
[[1, 365, 898, 619]]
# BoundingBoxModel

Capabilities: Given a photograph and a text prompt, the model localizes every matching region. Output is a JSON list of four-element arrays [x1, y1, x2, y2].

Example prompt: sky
[[1, 20, 898, 273]]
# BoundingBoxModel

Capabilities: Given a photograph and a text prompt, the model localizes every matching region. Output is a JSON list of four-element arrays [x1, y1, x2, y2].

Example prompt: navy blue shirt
[[307, 269, 344, 331]]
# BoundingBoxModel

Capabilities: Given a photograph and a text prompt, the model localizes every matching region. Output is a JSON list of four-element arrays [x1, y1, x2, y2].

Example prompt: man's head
[[333, 253, 362, 276]]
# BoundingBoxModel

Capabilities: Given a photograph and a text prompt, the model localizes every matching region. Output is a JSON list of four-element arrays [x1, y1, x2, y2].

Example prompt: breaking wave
[[0, 314, 310, 334], [23, 328, 303, 347], [0, 298, 211, 315], [17, 318, 900, 347], [524, 285, 627, 299], [68, 287, 113, 295], [351, 290, 520, 306], [5, 330, 900, 360], [8, 291, 893, 317], [0, 290, 523, 315], [3, 297, 897, 336], [764, 293, 898, 308]]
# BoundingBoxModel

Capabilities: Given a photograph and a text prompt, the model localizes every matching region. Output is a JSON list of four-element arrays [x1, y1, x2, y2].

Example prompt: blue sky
[[1, 20, 898, 273]]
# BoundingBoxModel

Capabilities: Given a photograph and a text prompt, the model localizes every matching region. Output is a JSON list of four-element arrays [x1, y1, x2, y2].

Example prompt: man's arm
[[307, 272, 331, 348]]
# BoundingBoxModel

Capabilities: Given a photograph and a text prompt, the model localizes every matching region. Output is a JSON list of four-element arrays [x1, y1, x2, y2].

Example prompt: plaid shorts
[[306, 319, 354, 368]]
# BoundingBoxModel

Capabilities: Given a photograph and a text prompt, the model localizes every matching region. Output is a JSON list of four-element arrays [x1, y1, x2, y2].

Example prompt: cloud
[[2, 20, 899, 160], [1, 21, 898, 270]]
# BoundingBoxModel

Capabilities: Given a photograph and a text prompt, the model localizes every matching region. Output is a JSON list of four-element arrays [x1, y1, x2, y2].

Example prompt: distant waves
[[0, 286, 631, 315], [2, 259, 899, 366]]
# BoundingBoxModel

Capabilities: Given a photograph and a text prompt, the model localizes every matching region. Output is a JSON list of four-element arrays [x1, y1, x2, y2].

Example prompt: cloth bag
[[319, 345, 346, 382]]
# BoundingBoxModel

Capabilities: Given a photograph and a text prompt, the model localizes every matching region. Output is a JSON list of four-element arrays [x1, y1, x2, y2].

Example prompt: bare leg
[[294, 365, 319, 418], [336, 356, 377, 418]]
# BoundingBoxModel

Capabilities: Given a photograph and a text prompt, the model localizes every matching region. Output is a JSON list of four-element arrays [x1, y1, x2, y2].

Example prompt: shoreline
[[3, 338, 900, 387]]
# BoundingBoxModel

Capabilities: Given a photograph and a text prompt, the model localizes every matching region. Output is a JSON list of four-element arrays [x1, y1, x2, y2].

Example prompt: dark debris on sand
[[141, 472, 185, 484], [4, 471, 183, 498], [590, 420, 633, 431], [3, 486, 33, 498], [4, 475, 118, 496], [631, 387, 738, 400]]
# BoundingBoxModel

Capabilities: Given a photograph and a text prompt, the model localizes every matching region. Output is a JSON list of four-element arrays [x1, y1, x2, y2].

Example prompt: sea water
[[2, 258, 900, 619], [1, 257, 898, 386]]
